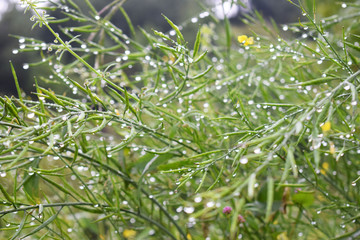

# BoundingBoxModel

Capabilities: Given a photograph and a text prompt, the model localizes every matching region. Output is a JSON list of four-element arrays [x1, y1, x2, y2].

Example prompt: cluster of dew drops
[[5, 3, 360, 237]]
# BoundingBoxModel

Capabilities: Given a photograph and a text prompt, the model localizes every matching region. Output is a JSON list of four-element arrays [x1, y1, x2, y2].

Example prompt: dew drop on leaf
[[240, 158, 248, 165], [28, 167, 34, 176]]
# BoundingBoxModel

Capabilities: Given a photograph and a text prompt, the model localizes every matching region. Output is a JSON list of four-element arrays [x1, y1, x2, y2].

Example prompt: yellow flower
[[320, 121, 331, 133], [237, 35, 254, 46], [320, 162, 329, 175], [246, 37, 254, 46], [123, 229, 136, 239], [238, 35, 247, 43]]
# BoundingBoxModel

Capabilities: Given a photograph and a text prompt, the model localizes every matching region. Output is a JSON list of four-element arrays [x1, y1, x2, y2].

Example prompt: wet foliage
[[1, 0, 360, 239]]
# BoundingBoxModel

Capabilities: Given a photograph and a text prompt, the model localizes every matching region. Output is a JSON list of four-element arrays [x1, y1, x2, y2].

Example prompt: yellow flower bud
[[237, 35, 254, 46], [123, 229, 136, 239], [321, 121, 331, 133], [320, 162, 329, 175], [245, 37, 254, 46], [238, 35, 248, 44]]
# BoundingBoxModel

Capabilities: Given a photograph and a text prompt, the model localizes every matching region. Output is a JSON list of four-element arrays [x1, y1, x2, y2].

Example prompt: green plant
[[1, 0, 360, 239]]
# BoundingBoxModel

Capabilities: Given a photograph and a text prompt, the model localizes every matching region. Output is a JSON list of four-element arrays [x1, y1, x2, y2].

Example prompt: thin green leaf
[[162, 14, 184, 43], [265, 176, 274, 223], [10, 213, 28, 240], [9, 61, 22, 103], [193, 28, 201, 58], [20, 206, 63, 239]]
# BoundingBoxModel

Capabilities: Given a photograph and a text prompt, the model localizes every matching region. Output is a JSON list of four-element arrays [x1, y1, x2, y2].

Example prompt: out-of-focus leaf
[[158, 159, 193, 171], [23, 174, 40, 204], [292, 190, 314, 207]]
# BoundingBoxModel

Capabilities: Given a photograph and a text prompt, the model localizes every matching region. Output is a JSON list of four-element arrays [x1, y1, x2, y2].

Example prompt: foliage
[[1, 0, 360, 239]]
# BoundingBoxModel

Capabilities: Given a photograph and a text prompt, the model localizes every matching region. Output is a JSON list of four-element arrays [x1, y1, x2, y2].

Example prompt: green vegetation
[[1, 0, 360, 239]]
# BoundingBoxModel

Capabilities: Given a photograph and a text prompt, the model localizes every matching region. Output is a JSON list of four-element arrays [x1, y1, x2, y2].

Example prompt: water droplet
[[23, 63, 29, 70], [194, 196, 202, 203], [184, 206, 194, 214], [191, 17, 198, 23], [94, 15, 100, 20], [199, 11, 209, 18], [282, 25, 288, 31], [0, 172, 6, 177], [240, 157, 248, 164], [206, 201, 215, 208], [341, 3, 347, 8], [67, 228, 72, 233], [27, 112, 35, 119], [12, 49, 19, 54], [352, 182, 356, 186], [254, 148, 261, 154]]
